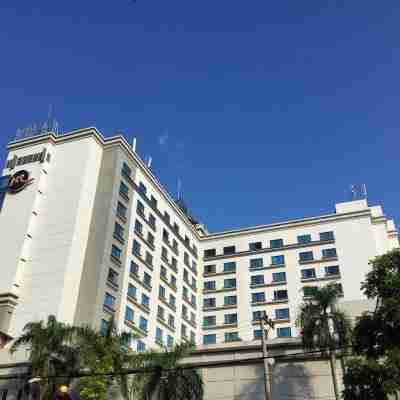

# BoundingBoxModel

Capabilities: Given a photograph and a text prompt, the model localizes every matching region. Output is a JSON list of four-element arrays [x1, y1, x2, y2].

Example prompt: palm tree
[[297, 284, 352, 400], [138, 342, 203, 400], [10, 315, 77, 400]]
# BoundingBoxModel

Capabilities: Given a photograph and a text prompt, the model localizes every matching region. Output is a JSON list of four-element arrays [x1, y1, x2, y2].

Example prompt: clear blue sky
[[0, 1, 399, 233]]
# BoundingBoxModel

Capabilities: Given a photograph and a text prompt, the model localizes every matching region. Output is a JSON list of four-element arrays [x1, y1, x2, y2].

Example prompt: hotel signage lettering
[[6, 147, 48, 170], [0, 170, 35, 211]]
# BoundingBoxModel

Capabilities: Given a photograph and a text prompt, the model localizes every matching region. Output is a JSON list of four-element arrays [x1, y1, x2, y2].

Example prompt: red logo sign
[[8, 170, 34, 193]]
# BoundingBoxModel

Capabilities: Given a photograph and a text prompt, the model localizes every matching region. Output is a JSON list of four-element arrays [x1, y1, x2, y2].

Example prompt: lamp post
[[259, 314, 275, 400]]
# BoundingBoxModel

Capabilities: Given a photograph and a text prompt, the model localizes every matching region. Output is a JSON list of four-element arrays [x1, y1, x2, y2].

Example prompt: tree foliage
[[343, 249, 400, 400]]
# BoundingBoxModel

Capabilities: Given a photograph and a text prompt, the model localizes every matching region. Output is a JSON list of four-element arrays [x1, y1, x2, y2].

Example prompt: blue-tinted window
[[148, 213, 156, 229], [297, 234, 311, 244], [254, 329, 263, 339], [249, 242, 262, 251], [117, 201, 127, 218], [143, 272, 152, 287], [224, 313, 237, 324], [275, 308, 290, 320], [320, 231, 335, 241], [127, 284, 137, 299], [253, 310, 266, 321], [122, 162, 131, 178], [271, 255, 285, 265], [224, 295, 237, 306], [252, 292, 265, 303], [159, 285, 166, 299], [111, 245, 121, 260], [223, 262, 236, 272], [191, 294, 196, 307], [137, 340, 146, 352], [325, 265, 340, 276], [168, 315, 175, 328], [132, 240, 141, 256], [274, 290, 288, 301], [167, 335, 174, 348], [322, 248, 337, 258], [204, 298, 216, 308], [125, 306, 134, 322], [100, 319, 109, 336], [142, 294, 150, 308], [170, 294, 176, 308], [204, 281, 215, 291], [203, 334, 216, 345], [203, 316, 216, 326], [250, 258, 264, 269], [120, 181, 129, 197], [134, 219, 143, 234], [251, 275, 264, 285], [272, 272, 286, 282], [156, 327, 163, 342], [225, 332, 239, 342], [299, 251, 313, 262], [139, 317, 148, 332], [104, 293, 115, 309], [277, 327, 292, 337], [130, 261, 139, 276], [224, 278, 236, 289], [270, 239, 284, 248], [301, 268, 316, 279], [138, 182, 147, 195], [114, 222, 124, 240]]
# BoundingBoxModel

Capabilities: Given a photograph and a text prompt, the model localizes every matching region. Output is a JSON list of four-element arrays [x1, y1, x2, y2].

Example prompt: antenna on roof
[[350, 184, 368, 200], [132, 137, 137, 152], [147, 156, 152, 168]]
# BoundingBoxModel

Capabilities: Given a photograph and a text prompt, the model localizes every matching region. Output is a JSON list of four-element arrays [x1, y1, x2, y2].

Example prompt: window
[[249, 241, 262, 251], [136, 200, 145, 216], [224, 278, 236, 289], [100, 319, 109, 336], [159, 285, 166, 299], [204, 281, 216, 291], [114, 222, 124, 241], [132, 240, 141, 256], [184, 252, 190, 266], [203, 334, 216, 345], [138, 182, 147, 195], [272, 272, 286, 282], [172, 239, 178, 251], [145, 251, 153, 266], [253, 310, 266, 321], [150, 195, 157, 208], [127, 283, 137, 299], [252, 292, 265, 303], [163, 211, 170, 223], [301, 268, 316, 280], [193, 245, 198, 257], [139, 316, 148, 332], [250, 258, 263, 269], [156, 327, 163, 343], [183, 269, 189, 282], [117, 201, 127, 218], [125, 306, 134, 322], [190, 331, 196, 343], [204, 249, 216, 258], [111, 245, 121, 260], [170, 275, 177, 288], [169, 294, 176, 308], [270, 239, 284, 248], [147, 232, 155, 247], [254, 329, 263, 339], [297, 234, 311, 244], [224, 313, 237, 324], [190, 312, 196, 323], [275, 308, 290, 320], [204, 265, 216, 274], [173, 222, 180, 233], [325, 265, 340, 276], [271, 255, 285, 265], [191, 277, 197, 290], [182, 304, 188, 319], [161, 247, 168, 262], [142, 294, 150, 308], [148, 213, 156, 229], [160, 266, 167, 279], [299, 251, 314, 262], [191, 294, 196, 307], [251, 275, 264, 286], [104, 293, 115, 309], [225, 332, 239, 342], [183, 286, 188, 299], [223, 262, 236, 273], [137, 340, 146, 352], [322, 248, 337, 258], [162, 228, 169, 243], [192, 260, 197, 274], [130, 261, 139, 276], [122, 161, 131, 178], [119, 181, 129, 198], [203, 316, 216, 327], [274, 290, 288, 301], [143, 272, 152, 287], [204, 298, 216, 308], [181, 324, 187, 337], [134, 220, 143, 234], [223, 246, 236, 255], [303, 286, 318, 298], [320, 231, 335, 241], [184, 235, 190, 245], [277, 327, 292, 337], [171, 257, 177, 269], [157, 306, 164, 319], [107, 268, 118, 285], [167, 335, 174, 348], [224, 295, 237, 306]]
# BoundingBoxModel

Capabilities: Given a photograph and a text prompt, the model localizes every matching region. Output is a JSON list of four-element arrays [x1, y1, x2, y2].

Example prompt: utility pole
[[259, 315, 274, 400]]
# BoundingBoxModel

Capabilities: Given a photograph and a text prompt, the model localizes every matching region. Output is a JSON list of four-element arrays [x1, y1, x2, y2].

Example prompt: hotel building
[[0, 127, 398, 355]]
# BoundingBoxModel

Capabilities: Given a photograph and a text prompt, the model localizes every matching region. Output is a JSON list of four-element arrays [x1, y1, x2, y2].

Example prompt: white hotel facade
[[0, 127, 398, 354]]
